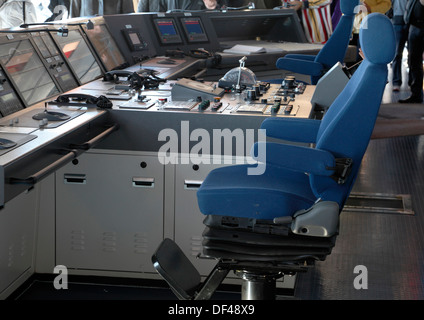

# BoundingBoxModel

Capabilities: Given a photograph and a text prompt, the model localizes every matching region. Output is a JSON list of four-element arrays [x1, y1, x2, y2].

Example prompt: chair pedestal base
[[235, 270, 282, 300], [153, 216, 337, 300]]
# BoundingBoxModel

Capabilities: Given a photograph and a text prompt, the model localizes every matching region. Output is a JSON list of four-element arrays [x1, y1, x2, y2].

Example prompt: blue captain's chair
[[152, 13, 395, 300], [275, 0, 358, 85]]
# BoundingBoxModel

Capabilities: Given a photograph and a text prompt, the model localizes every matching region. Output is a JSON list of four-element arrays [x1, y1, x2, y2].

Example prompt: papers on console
[[222, 44, 283, 55]]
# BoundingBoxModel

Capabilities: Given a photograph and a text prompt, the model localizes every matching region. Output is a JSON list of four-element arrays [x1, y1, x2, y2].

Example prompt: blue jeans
[[392, 22, 409, 86], [408, 25, 424, 98]]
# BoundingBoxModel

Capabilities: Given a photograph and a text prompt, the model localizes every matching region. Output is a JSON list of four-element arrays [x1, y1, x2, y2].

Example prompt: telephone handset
[[53, 93, 113, 109], [103, 70, 144, 89], [189, 49, 212, 59]]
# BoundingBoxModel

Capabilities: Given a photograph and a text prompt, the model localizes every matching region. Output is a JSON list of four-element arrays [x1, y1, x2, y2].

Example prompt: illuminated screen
[[84, 24, 126, 71], [157, 20, 177, 35], [184, 19, 203, 34], [153, 18, 182, 44], [0, 39, 60, 106], [52, 29, 102, 84], [181, 17, 208, 42]]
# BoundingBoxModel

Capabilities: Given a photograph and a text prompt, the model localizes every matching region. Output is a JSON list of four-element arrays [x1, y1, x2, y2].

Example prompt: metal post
[[236, 271, 281, 300]]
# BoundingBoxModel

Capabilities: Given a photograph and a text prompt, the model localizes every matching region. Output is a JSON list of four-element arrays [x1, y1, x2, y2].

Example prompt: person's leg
[[399, 25, 424, 103], [392, 23, 408, 89]]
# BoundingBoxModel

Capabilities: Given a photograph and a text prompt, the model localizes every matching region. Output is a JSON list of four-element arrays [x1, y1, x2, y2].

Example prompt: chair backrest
[[310, 13, 395, 209], [314, 0, 358, 70]]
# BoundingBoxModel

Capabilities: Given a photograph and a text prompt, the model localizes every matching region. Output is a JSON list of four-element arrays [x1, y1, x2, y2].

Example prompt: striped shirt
[[299, 0, 333, 43]]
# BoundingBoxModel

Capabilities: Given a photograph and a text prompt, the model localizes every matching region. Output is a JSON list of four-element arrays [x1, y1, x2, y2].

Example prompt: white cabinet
[[174, 155, 241, 276], [55, 151, 164, 273], [0, 188, 37, 297]]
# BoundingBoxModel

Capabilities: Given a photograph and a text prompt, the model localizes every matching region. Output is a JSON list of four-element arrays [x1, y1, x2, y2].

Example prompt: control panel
[[115, 75, 312, 119], [82, 19, 128, 71], [51, 27, 103, 84], [31, 32, 79, 92], [103, 9, 306, 66]]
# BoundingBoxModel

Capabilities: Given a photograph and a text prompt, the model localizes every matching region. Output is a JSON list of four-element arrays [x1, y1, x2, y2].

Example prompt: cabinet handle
[[132, 177, 154, 188], [9, 150, 78, 185], [8, 123, 118, 186], [64, 174, 86, 184], [69, 123, 119, 150], [184, 180, 203, 189]]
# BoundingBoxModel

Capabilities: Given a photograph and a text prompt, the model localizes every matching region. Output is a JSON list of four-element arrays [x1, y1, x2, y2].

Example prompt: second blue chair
[[275, 0, 359, 84]]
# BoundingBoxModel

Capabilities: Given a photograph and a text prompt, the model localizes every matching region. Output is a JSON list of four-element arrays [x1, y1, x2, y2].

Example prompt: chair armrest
[[283, 54, 317, 61], [276, 56, 324, 76], [252, 142, 336, 176], [261, 118, 321, 143]]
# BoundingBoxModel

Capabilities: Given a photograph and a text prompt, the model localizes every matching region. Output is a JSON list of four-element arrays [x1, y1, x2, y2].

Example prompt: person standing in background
[[399, 0, 424, 103], [331, 0, 342, 29], [350, 0, 391, 62], [283, 0, 334, 44], [70, 0, 134, 17], [137, 0, 223, 12], [390, 0, 409, 92], [0, 0, 43, 29]]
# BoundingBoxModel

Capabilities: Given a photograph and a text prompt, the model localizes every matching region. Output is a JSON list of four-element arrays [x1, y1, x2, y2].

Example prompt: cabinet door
[[174, 157, 231, 276], [0, 189, 36, 295], [56, 152, 164, 273]]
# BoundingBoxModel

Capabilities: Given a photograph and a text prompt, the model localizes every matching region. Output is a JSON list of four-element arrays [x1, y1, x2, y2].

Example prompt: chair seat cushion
[[197, 164, 317, 220]]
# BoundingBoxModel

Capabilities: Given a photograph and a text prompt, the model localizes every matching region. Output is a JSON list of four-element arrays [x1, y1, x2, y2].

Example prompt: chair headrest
[[340, 0, 359, 16], [359, 13, 396, 64]]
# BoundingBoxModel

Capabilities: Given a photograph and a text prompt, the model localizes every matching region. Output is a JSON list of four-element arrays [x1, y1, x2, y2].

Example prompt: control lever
[[236, 56, 247, 92]]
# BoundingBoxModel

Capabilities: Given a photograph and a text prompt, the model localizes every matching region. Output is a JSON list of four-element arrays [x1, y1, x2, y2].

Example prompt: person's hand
[[359, 48, 365, 60], [203, 0, 218, 9]]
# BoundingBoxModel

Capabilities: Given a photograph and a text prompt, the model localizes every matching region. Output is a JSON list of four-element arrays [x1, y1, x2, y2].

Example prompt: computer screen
[[52, 29, 103, 84], [32, 32, 79, 92], [0, 39, 60, 106], [180, 17, 209, 43], [84, 24, 127, 71], [153, 18, 182, 44], [0, 67, 25, 116]]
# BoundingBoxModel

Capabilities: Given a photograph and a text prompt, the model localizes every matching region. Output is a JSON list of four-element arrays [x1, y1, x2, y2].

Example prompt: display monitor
[[84, 24, 127, 71], [0, 39, 60, 106], [122, 28, 147, 52], [180, 17, 208, 43], [153, 18, 182, 44], [0, 68, 25, 116], [32, 32, 79, 92], [52, 29, 103, 84]]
